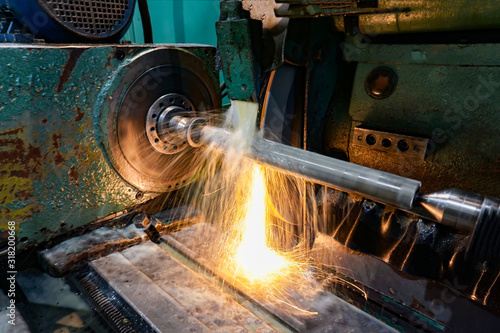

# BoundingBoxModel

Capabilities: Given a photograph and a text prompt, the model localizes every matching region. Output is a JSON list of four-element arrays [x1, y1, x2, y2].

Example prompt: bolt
[[132, 213, 150, 229]]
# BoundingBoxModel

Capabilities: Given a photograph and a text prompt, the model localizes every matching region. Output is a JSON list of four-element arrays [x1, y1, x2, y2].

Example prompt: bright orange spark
[[235, 165, 290, 281]]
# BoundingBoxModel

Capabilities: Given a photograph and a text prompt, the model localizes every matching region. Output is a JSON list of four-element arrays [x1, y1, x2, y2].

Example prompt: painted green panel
[[122, 0, 220, 45], [0, 46, 150, 248], [347, 63, 500, 196]]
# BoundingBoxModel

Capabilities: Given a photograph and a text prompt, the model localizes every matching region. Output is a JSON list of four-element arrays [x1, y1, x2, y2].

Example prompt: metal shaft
[[199, 125, 421, 210], [177, 118, 499, 238]]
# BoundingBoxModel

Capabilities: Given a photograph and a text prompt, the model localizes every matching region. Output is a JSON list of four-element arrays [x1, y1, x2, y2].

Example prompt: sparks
[[235, 165, 290, 281]]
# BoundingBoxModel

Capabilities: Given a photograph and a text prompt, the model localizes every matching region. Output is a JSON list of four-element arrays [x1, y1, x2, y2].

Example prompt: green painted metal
[[355, 0, 500, 34], [345, 61, 500, 197], [0, 46, 144, 248], [122, 0, 220, 45], [216, 1, 260, 102], [0, 45, 219, 249]]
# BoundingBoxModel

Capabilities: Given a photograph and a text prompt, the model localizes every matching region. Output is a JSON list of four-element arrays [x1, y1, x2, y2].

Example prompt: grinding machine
[[1, 0, 500, 332]]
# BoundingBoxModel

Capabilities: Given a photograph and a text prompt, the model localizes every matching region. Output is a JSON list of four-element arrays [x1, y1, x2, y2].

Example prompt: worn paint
[[216, 1, 259, 102], [346, 63, 500, 196], [0, 45, 217, 248], [357, 0, 500, 35]]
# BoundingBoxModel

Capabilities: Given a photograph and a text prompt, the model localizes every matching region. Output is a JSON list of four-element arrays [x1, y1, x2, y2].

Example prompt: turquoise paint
[[122, 0, 220, 45]]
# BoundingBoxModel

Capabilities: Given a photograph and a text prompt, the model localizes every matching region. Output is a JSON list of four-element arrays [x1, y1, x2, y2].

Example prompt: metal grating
[[41, 0, 130, 36]]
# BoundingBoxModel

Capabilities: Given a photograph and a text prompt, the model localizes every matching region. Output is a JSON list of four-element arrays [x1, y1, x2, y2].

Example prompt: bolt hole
[[150, 127, 155, 132], [173, 145, 177, 150], [398, 140, 409, 152], [154, 138, 159, 143], [152, 114, 157, 119], [382, 138, 392, 148], [169, 98, 174, 103], [175, 183, 179, 187], [20, 237, 28, 243], [60, 222, 66, 228], [159, 103, 164, 108], [366, 134, 376, 146], [115, 50, 125, 60], [135, 192, 143, 200]]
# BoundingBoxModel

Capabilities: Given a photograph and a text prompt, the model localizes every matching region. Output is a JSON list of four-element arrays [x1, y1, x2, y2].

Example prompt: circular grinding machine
[[1, 0, 500, 332]]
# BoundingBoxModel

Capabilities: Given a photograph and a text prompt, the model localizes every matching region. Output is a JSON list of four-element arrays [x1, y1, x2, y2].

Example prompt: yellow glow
[[235, 165, 290, 281]]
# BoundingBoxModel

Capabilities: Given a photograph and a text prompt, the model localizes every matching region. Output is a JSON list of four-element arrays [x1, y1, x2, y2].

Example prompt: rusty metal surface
[[0, 45, 144, 249], [242, 0, 289, 71], [0, 44, 219, 249], [356, 0, 500, 35], [352, 127, 428, 160], [40, 225, 148, 277]]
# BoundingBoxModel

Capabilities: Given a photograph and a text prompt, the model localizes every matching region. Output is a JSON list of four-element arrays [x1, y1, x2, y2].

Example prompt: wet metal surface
[[91, 241, 280, 332], [162, 223, 397, 333]]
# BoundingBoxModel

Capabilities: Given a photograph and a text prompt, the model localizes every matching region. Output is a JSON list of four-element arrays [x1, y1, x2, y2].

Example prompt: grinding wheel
[[106, 48, 220, 192], [260, 65, 314, 250]]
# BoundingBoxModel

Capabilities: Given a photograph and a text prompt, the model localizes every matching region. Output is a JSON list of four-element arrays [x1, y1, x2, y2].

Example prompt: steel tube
[[199, 126, 421, 210]]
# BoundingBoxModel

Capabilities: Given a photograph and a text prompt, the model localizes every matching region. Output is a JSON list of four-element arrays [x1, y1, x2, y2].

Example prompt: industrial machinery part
[[0, 5, 35, 42], [214, 1, 500, 326], [106, 47, 220, 192], [0, 45, 220, 249], [419, 190, 500, 259], [166, 116, 500, 260], [198, 124, 421, 210], [0, 0, 136, 42]]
